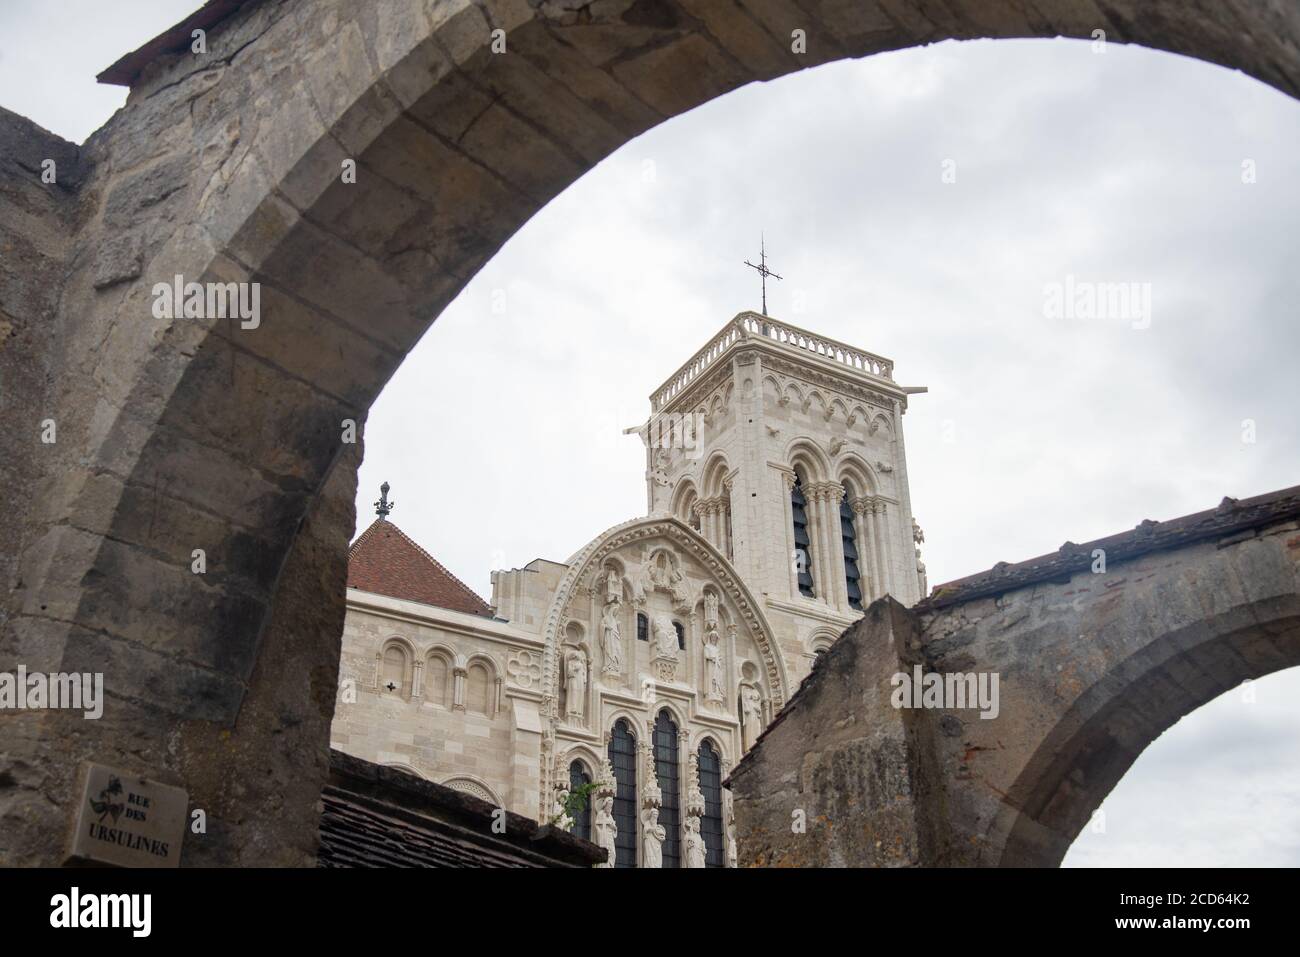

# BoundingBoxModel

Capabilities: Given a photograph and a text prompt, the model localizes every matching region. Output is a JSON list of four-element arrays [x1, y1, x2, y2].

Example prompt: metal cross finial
[[743, 234, 783, 316], [375, 481, 395, 521]]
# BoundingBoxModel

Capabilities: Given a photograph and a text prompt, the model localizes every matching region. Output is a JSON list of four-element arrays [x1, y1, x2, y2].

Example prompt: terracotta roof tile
[[348, 519, 493, 617]]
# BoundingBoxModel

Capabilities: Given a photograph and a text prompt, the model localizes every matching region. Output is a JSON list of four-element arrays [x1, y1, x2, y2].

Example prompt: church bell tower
[[633, 312, 926, 670]]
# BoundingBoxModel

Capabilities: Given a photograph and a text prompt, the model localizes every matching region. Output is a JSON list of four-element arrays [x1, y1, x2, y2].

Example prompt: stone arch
[[691, 730, 730, 766], [671, 478, 700, 527], [382, 762, 426, 780], [543, 516, 789, 713], [836, 453, 880, 498], [606, 709, 648, 744], [786, 438, 831, 483], [377, 635, 416, 695], [422, 646, 454, 706], [9, 0, 1300, 864], [558, 743, 605, 780], [994, 606, 1300, 867], [653, 699, 690, 732], [700, 452, 730, 498], [868, 411, 895, 438], [463, 653, 498, 716], [441, 775, 502, 807], [805, 628, 839, 657]]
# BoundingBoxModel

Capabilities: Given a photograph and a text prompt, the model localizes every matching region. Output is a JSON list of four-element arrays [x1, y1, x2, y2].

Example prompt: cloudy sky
[[4, 2, 1297, 867]]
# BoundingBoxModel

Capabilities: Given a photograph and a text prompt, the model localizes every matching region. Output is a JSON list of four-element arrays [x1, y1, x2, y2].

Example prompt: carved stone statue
[[633, 563, 651, 605], [593, 792, 617, 868], [605, 567, 622, 605], [552, 781, 573, 832], [703, 630, 724, 702], [652, 613, 679, 660], [740, 683, 764, 752], [726, 811, 738, 868], [564, 649, 587, 720], [684, 816, 706, 868], [600, 603, 622, 675], [913, 518, 925, 545], [668, 565, 689, 605], [703, 590, 719, 629], [641, 805, 666, 868]]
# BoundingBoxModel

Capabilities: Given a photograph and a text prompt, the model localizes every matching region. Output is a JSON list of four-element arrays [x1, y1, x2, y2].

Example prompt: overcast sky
[[4, 2, 1297, 867]]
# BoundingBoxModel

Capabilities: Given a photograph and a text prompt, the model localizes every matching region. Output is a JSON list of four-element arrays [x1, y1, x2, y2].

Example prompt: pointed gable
[[348, 519, 494, 617]]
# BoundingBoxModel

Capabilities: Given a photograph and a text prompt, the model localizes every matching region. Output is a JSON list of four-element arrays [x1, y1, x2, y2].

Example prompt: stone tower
[[634, 312, 926, 675]]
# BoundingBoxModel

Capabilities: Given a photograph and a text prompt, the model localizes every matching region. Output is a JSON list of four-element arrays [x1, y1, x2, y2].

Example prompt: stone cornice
[[346, 589, 543, 648]]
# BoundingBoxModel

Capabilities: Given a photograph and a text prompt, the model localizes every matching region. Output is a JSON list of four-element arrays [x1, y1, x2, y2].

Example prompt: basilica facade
[[329, 311, 927, 867]]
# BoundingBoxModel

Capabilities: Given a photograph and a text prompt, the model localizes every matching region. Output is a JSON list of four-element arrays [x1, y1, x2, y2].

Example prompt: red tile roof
[[348, 519, 494, 617]]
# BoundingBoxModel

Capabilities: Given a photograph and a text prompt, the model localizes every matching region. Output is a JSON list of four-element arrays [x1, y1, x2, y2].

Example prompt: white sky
[[3, 2, 1297, 867]]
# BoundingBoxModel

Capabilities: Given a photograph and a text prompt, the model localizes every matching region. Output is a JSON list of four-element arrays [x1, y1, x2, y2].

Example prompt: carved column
[[779, 469, 799, 598], [684, 746, 706, 868], [869, 500, 888, 598], [640, 743, 664, 868], [452, 666, 467, 712], [722, 758, 737, 869], [410, 658, 423, 700], [721, 478, 734, 560], [824, 483, 848, 610], [594, 744, 618, 869], [852, 497, 876, 601], [877, 500, 894, 597], [493, 675, 503, 716], [809, 485, 835, 605]]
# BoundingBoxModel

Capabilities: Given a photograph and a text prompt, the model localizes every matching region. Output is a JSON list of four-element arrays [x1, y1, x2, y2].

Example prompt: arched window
[[381, 643, 408, 695], [636, 613, 649, 642], [608, 720, 638, 868], [841, 485, 863, 611], [673, 620, 685, 650], [568, 760, 592, 841], [424, 654, 449, 706], [653, 710, 681, 868], [792, 475, 815, 598], [466, 662, 490, 715], [698, 740, 724, 867]]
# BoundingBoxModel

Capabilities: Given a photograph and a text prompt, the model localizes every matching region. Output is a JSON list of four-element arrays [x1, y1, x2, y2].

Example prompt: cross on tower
[[743, 235, 783, 316]]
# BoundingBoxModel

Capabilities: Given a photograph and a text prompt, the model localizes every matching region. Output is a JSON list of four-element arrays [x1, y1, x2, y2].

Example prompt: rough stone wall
[[728, 597, 945, 866], [2, 0, 1299, 866], [731, 509, 1300, 867]]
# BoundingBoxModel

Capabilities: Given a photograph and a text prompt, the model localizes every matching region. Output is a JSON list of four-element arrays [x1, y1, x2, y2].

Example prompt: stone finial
[[374, 481, 395, 520]]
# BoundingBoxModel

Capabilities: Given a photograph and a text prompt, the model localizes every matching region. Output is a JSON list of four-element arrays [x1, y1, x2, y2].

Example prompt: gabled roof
[[347, 519, 494, 618]]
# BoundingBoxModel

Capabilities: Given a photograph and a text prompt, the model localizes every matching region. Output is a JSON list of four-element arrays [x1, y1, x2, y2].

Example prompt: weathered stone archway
[[2, 0, 1299, 865], [728, 488, 1300, 867]]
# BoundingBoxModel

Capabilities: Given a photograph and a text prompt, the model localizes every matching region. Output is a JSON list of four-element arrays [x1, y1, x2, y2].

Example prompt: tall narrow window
[[608, 720, 637, 868], [425, 655, 449, 706], [381, 644, 407, 695], [792, 476, 815, 598], [653, 710, 681, 868], [466, 663, 490, 714], [636, 613, 649, 642], [568, 760, 592, 841], [698, 740, 725, 867], [673, 621, 685, 650], [841, 487, 863, 611]]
